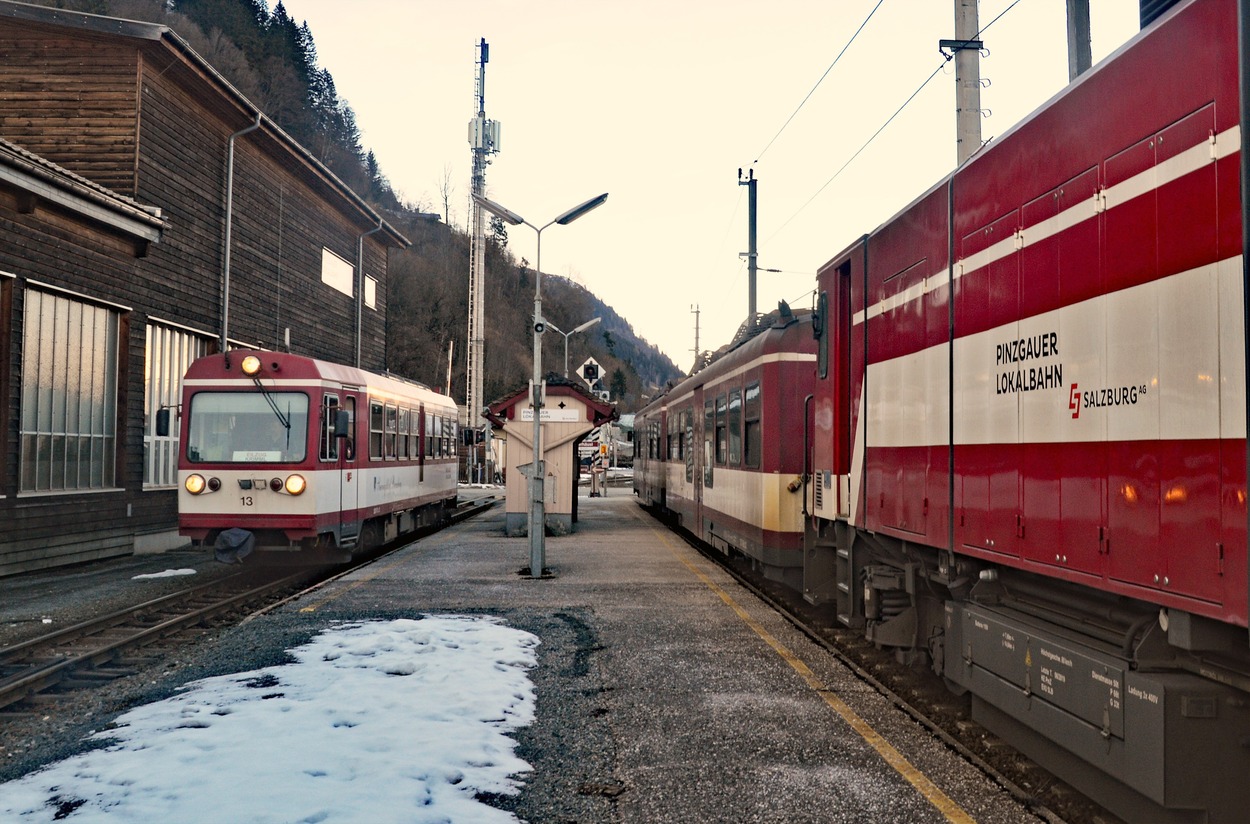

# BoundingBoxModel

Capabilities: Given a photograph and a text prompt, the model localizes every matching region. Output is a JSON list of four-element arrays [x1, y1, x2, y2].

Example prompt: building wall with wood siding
[[0, 4, 405, 576]]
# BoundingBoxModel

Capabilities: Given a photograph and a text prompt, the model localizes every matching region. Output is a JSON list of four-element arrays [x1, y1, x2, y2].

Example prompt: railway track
[[0, 495, 497, 720], [667, 519, 1126, 824]]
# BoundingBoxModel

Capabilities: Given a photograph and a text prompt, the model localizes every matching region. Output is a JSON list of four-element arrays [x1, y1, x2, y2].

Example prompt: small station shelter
[[487, 377, 617, 536]]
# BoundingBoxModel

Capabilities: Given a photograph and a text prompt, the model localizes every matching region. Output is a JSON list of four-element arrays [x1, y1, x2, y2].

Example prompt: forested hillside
[[28, 0, 681, 411]]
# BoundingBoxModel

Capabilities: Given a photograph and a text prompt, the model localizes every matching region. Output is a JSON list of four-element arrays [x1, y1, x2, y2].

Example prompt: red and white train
[[637, 2, 1250, 821], [170, 351, 459, 558], [634, 308, 816, 585]]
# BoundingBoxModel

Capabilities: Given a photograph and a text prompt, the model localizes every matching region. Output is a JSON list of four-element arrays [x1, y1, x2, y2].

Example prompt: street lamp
[[472, 191, 608, 579], [546, 317, 602, 377]]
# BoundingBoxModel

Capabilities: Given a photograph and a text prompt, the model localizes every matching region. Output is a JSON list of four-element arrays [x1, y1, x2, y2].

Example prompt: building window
[[144, 323, 209, 488], [365, 275, 378, 310], [20, 289, 120, 493], [321, 248, 354, 297], [744, 382, 761, 468]]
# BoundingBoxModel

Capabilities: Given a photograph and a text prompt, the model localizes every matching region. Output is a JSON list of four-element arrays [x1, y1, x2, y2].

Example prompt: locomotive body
[[175, 351, 458, 555], [803, 1, 1250, 819]]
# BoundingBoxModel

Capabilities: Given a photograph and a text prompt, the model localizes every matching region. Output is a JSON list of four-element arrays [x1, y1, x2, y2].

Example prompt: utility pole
[[690, 304, 701, 371], [466, 38, 500, 481], [738, 168, 758, 325], [941, 0, 984, 165], [1066, 0, 1092, 80]]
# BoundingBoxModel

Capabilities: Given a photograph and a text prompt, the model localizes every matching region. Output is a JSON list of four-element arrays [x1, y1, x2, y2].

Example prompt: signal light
[[269, 477, 283, 492], [207, 477, 222, 492], [240, 355, 262, 376], [284, 474, 307, 495]]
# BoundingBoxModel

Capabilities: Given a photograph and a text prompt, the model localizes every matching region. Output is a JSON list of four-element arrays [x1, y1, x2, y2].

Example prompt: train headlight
[[185, 474, 207, 495], [240, 354, 262, 376], [284, 474, 307, 495]]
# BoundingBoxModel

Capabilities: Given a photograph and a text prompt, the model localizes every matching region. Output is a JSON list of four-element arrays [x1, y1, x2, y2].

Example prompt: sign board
[[521, 407, 581, 422]]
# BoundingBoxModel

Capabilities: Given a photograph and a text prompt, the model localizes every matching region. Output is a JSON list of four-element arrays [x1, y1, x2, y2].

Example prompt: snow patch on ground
[[0, 616, 540, 823]]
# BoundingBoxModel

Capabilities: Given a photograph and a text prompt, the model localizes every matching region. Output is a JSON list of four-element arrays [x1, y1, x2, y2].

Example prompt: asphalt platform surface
[[263, 494, 1043, 824]]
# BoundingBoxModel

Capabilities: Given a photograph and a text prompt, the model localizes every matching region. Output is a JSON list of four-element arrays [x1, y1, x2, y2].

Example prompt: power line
[[753, 0, 887, 165], [764, 0, 1025, 246]]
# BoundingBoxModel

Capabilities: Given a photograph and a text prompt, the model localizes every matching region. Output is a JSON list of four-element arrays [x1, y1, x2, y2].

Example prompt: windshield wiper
[[251, 377, 291, 443]]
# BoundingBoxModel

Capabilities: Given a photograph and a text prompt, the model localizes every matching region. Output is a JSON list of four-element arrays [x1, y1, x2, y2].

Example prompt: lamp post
[[472, 191, 608, 578], [546, 317, 602, 377]]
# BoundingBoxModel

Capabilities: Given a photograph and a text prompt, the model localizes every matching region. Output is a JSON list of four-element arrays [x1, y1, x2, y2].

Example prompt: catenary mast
[[466, 38, 500, 479]]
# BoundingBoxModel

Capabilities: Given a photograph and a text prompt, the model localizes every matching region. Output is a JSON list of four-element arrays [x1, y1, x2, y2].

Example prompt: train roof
[[183, 351, 459, 411]]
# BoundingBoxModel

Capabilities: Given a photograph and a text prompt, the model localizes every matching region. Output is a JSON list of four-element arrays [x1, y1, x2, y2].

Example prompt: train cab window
[[369, 401, 384, 460], [398, 408, 410, 459], [816, 290, 829, 380], [319, 394, 340, 461], [186, 391, 309, 464], [703, 399, 715, 488], [715, 394, 727, 465], [728, 389, 742, 466], [744, 382, 761, 468], [384, 404, 398, 459]]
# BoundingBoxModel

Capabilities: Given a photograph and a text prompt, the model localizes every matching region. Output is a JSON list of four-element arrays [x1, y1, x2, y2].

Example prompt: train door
[[695, 387, 705, 527], [339, 392, 361, 545]]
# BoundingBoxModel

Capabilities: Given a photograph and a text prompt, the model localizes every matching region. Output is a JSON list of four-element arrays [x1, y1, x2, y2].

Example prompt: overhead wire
[[752, 0, 886, 165], [763, 0, 1026, 246]]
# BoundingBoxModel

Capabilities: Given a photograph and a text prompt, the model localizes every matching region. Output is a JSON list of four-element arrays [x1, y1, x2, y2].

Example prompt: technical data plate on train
[[956, 605, 1125, 738]]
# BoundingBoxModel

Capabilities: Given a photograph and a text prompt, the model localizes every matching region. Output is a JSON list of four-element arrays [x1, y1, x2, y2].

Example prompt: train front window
[[186, 392, 309, 463]]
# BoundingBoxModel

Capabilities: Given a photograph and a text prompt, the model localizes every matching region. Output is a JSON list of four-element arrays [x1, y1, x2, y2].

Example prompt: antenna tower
[[466, 38, 500, 441]]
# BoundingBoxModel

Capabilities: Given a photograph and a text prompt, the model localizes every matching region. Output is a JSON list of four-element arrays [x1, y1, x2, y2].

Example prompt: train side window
[[744, 382, 761, 468], [369, 401, 384, 460], [684, 410, 694, 483], [398, 408, 410, 459], [715, 394, 727, 465], [447, 418, 456, 457], [728, 389, 742, 466], [319, 394, 340, 461], [703, 399, 714, 488], [385, 404, 398, 459], [343, 397, 356, 460]]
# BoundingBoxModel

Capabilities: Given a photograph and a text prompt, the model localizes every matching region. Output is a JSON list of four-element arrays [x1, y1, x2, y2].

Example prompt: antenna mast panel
[[466, 38, 500, 441]]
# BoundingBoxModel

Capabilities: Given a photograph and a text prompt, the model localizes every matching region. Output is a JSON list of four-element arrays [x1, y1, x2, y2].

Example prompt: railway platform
[[263, 493, 1040, 824], [0, 490, 1047, 823]]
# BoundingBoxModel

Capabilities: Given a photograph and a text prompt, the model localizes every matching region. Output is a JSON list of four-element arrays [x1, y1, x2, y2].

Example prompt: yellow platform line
[[650, 524, 977, 824]]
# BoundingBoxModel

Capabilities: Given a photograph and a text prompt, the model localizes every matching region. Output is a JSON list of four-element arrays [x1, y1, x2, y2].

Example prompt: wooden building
[[0, 2, 407, 575]]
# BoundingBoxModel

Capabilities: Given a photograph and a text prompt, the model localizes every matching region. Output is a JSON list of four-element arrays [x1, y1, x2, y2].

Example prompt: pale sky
[[280, 0, 1141, 369]]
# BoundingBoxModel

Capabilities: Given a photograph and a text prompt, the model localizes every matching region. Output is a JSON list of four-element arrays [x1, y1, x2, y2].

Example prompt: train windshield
[[185, 391, 309, 463]]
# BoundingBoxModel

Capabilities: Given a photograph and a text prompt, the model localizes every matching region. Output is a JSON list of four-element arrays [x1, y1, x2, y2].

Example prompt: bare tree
[[438, 164, 456, 227]]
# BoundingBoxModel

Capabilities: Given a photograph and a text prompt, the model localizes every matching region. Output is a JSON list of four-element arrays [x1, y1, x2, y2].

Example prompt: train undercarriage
[[804, 518, 1250, 824]]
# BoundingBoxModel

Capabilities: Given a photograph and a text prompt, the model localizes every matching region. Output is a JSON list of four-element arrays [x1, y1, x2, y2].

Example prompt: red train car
[[171, 351, 459, 558], [636, 308, 816, 587], [804, 1, 1250, 820]]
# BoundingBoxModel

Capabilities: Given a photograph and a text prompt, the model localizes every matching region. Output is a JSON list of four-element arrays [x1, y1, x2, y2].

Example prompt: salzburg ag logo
[[1069, 382, 1147, 420]]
